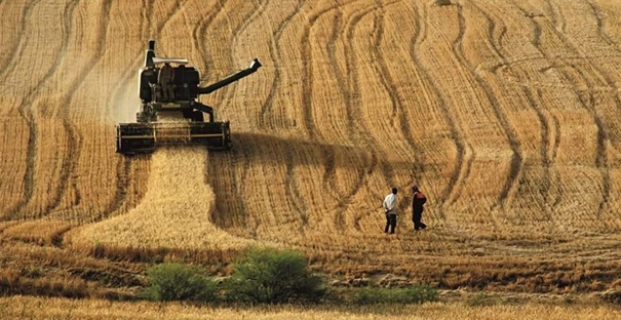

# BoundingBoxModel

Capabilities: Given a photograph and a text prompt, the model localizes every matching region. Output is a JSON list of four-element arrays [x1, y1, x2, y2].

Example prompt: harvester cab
[[115, 40, 262, 154]]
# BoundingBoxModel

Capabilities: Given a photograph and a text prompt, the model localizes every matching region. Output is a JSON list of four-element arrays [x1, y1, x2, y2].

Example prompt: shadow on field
[[215, 132, 417, 170], [207, 132, 418, 231]]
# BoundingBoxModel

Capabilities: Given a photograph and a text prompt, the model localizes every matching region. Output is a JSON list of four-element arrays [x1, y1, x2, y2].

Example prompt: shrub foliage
[[142, 262, 217, 302], [225, 247, 326, 304]]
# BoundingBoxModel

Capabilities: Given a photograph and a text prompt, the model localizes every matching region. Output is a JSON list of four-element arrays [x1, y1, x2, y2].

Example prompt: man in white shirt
[[383, 187, 398, 234]]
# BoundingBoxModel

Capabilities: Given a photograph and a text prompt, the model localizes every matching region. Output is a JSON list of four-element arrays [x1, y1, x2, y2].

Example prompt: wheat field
[[2, 0, 621, 299], [2, 296, 621, 320]]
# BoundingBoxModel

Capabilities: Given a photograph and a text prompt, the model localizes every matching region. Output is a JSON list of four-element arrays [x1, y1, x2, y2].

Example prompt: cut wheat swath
[[69, 115, 255, 250]]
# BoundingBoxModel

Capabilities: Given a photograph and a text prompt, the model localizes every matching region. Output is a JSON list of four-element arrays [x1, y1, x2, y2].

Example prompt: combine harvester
[[115, 40, 261, 154]]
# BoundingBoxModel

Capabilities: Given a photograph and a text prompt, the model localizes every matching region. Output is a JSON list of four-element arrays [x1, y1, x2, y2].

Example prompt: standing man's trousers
[[413, 209, 426, 230], [385, 213, 397, 233]]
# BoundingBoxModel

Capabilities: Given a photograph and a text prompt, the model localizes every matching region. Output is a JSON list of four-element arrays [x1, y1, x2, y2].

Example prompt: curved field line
[[156, 0, 190, 42], [50, 0, 187, 220], [197, 1, 270, 235], [409, 3, 470, 215], [369, 0, 436, 224], [189, 0, 256, 232], [299, 0, 348, 139], [524, 0, 612, 224], [219, 0, 269, 116], [4, 0, 67, 220], [327, 0, 374, 231], [365, 0, 433, 229], [324, 0, 366, 195], [453, 3, 524, 219], [543, 0, 565, 33], [581, 0, 621, 223], [584, 0, 620, 48], [0, 0, 44, 219], [372, 0, 422, 168], [471, 2, 559, 225], [0, 0, 41, 82], [190, 0, 227, 76], [0, 1, 30, 80], [582, 0, 621, 127], [419, 4, 477, 209], [222, 1, 297, 232], [277, 0, 350, 231], [44, 0, 114, 219], [508, 0, 608, 227], [138, 0, 151, 37], [258, 0, 304, 129]]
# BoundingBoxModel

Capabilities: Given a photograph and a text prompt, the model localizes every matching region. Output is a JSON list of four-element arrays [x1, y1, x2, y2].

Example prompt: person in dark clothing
[[412, 186, 427, 230], [383, 187, 398, 234], [158, 62, 175, 102]]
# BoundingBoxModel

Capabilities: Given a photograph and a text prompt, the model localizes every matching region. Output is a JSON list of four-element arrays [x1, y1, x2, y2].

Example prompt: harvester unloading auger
[[115, 40, 262, 154]]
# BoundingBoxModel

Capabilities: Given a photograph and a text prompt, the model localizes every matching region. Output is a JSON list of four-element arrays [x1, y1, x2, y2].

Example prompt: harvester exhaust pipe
[[145, 39, 156, 68]]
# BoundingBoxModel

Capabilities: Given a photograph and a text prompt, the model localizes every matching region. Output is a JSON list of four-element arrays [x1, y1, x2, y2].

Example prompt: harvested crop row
[[67, 144, 254, 250]]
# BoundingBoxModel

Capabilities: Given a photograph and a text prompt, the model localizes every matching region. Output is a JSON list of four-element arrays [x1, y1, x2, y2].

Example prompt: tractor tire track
[[219, 0, 267, 116], [0, 0, 30, 80], [300, 0, 348, 140], [153, 0, 189, 39], [190, 0, 226, 76], [193, 0, 258, 234], [187, 0, 251, 121], [189, 0, 255, 233], [370, 0, 435, 223], [246, 0, 317, 230], [409, 3, 470, 214], [298, 0, 348, 230], [0, 0, 43, 220], [4, 0, 65, 220], [584, 0, 621, 48], [537, 0, 614, 223], [371, 0, 428, 205], [258, 0, 304, 130], [138, 0, 152, 39], [326, 0, 387, 231], [45, 0, 114, 219], [187, 0, 229, 137], [453, 3, 524, 217], [417, 4, 476, 208], [510, 0, 609, 225], [226, 0, 298, 229], [471, 2, 558, 226], [373, 0, 423, 176]]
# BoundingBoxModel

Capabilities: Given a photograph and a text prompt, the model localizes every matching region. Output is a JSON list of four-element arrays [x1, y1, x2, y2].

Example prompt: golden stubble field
[[2, 0, 621, 302], [2, 296, 621, 320]]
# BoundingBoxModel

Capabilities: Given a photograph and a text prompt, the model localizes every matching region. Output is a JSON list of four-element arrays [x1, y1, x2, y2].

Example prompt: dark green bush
[[224, 247, 326, 304], [349, 285, 439, 305], [141, 262, 217, 302]]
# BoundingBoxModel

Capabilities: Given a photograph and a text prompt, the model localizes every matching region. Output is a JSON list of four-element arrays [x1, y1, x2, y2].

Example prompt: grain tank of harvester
[[115, 40, 262, 154]]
